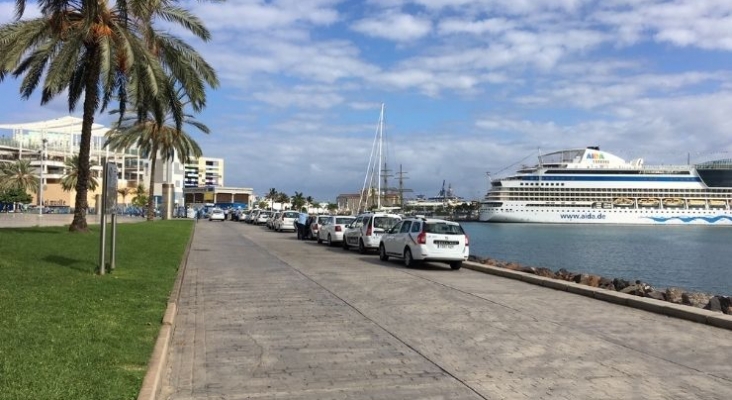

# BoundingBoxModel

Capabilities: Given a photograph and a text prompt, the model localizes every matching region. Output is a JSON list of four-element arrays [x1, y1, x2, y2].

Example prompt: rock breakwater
[[468, 255, 731, 315]]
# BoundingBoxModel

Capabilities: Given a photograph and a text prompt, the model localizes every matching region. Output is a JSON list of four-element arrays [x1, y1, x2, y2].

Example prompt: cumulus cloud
[[2, 0, 732, 200], [350, 11, 432, 42]]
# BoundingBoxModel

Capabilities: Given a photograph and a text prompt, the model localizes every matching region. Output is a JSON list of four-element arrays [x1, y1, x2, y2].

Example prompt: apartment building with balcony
[[184, 157, 224, 188]]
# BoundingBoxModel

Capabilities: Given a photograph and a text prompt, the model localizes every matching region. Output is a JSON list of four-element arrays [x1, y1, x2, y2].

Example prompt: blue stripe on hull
[[645, 215, 732, 223]]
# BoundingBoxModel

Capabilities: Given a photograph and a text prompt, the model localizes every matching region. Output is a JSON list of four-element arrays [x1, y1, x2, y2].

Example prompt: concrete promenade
[[160, 221, 732, 400]]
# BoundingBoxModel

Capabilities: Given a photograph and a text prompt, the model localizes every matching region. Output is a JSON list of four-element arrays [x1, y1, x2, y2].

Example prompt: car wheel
[[342, 238, 350, 250], [327, 234, 333, 247], [404, 248, 415, 268], [379, 244, 389, 261], [450, 261, 462, 270], [358, 239, 366, 254]]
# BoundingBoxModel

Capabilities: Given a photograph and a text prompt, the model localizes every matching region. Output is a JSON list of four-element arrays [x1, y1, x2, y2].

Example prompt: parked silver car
[[317, 215, 356, 246], [275, 211, 299, 232], [342, 212, 401, 253]]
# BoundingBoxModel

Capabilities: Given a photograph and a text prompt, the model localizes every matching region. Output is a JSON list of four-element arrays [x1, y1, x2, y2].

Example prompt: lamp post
[[38, 138, 48, 217]]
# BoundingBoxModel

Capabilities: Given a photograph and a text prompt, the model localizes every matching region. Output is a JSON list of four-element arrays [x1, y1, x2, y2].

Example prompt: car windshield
[[425, 222, 464, 235], [318, 216, 329, 223], [336, 217, 355, 224], [373, 216, 400, 229], [260, 212, 271, 217]]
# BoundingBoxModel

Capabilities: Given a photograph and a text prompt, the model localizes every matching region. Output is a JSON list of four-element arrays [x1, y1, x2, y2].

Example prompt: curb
[[137, 222, 196, 400], [464, 261, 732, 331]]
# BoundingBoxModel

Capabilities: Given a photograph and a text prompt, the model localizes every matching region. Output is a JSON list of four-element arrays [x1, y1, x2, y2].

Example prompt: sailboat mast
[[377, 103, 384, 210]]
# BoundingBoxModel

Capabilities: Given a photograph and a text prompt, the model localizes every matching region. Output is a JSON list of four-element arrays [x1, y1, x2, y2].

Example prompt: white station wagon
[[378, 217, 469, 269], [343, 212, 402, 253]]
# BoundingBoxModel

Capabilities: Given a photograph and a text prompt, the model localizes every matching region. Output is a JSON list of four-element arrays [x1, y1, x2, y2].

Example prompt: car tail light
[[335, 226, 342, 232], [416, 231, 426, 244], [465, 234, 469, 246], [366, 226, 372, 236]]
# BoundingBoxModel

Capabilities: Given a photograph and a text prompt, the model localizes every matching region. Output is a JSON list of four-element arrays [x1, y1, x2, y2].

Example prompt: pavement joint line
[[267, 242, 491, 400], [463, 261, 732, 331], [137, 221, 197, 400]]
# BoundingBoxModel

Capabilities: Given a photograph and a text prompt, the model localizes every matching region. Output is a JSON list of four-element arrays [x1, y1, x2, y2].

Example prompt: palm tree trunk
[[146, 145, 158, 221], [69, 44, 101, 233]]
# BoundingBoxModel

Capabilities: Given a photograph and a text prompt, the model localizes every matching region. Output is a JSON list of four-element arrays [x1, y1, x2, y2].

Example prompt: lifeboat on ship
[[662, 198, 684, 208], [613, 197, 635, 207], [638, 198, 660, 207], [688, 199, 707, 208], [709, 199, 727, 208]]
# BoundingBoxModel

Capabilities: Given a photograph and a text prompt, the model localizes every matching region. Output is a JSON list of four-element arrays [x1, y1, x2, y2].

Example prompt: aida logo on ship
[[586, 151, 609, 164]]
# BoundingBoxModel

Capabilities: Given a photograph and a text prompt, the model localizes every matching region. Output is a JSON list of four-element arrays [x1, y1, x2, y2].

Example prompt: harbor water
[[461, 222, 731, 296]]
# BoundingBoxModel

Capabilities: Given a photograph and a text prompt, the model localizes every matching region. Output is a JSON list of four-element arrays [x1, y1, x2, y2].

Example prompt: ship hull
[[479, 205, 732, 225]]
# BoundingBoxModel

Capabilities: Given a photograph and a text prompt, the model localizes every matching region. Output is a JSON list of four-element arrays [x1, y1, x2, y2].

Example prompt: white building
[[0, 116, 190, 210]]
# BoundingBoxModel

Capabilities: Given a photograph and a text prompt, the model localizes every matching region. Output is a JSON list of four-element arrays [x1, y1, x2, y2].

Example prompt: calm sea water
[[461, 222, 731, 296]]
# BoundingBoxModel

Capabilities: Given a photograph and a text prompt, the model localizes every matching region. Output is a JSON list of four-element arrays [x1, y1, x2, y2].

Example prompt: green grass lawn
[[0, 220, 193, 400]]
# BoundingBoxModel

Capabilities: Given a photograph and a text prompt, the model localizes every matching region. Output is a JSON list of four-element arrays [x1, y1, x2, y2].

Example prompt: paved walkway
[[161, 221, 732, 400]]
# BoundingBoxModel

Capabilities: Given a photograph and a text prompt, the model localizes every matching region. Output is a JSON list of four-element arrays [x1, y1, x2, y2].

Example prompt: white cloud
[[188, 0, 340, 31], [3, 0, 732, 201], [351, 11, 432, 42]]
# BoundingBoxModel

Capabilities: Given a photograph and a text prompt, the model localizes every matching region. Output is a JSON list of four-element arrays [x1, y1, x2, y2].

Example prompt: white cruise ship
[[479, 147, 732, 225]]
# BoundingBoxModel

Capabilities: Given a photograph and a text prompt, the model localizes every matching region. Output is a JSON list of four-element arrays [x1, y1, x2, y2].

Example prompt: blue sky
[[2, 0, 732, 202]]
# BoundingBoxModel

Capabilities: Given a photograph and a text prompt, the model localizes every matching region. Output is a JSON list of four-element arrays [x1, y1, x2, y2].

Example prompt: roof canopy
[[0, 116, 109, 137]]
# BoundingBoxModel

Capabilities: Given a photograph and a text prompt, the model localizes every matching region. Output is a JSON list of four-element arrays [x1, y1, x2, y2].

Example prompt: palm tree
[[266, 188, 278, 210], [132, 184, 147, 208], [60, 154, 98, 192], [1, 1, 218, 232], [276, 192, 290, 210], [291, 191, 306, 211], [0, 159, 38, 212], [105, 100, 207, 221], [0, 159, 38, 194], [117, 187, 131, 206]]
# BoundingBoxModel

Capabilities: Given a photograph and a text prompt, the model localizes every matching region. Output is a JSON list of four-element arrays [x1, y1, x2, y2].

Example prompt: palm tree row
[[263, 188, 324, 211], [0, 0, 219, 231]]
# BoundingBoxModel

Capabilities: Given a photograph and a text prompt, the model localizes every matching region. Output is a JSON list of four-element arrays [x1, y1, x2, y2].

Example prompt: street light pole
[[39, 138, 48, 217]]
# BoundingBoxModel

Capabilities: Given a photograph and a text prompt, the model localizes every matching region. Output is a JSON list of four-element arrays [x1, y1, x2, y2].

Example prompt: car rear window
[[318, 216, 329, 223], [260, 212, 271, 217], [425, 222, 464, 235], [336, 217, 355, 224], [373, 216, 400, 229], [284, 212, 298, 218]]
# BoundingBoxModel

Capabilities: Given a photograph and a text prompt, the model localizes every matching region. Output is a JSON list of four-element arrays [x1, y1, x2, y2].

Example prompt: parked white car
[[275, 211, 299, 232], [255, 211, 272, 225], [246, 210, 259, 224], [267, 211, 281, 229], [342, 212, 401, 253], [378, 217, 469, 269], [309, 215, 331, 239], [209, 208, 226, 222], [317, 216, 356, 246]]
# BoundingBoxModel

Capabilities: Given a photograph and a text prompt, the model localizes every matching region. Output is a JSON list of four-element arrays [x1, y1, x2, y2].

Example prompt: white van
[[342, 212, 402, 253]]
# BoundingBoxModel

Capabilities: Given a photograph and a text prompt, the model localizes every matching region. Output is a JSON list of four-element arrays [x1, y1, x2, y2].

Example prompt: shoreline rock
[[468, 255, 730, 315]]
